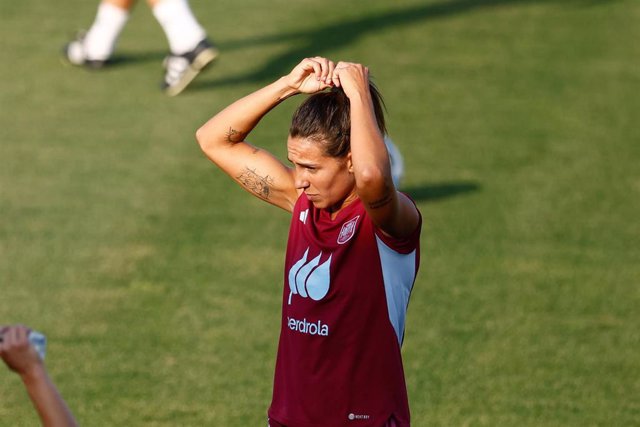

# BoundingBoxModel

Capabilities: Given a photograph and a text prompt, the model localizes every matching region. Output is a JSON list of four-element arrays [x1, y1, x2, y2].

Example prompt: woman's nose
[[295, 172, 310, 189]]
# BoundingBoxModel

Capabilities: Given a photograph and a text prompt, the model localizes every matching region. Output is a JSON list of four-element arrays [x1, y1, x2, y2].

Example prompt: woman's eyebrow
[[288, 157, 317, 168]]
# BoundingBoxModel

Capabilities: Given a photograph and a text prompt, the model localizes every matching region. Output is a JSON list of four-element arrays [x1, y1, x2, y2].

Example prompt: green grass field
[[1, 0, 639, 425]]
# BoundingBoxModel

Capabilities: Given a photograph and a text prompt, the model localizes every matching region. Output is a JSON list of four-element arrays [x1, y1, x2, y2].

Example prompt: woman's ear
[[347, 152, 354, 173]]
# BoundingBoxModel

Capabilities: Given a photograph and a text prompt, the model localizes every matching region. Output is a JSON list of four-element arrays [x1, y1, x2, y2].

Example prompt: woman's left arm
[[1, 325, 78, 427], [333, 63, 420, 239]]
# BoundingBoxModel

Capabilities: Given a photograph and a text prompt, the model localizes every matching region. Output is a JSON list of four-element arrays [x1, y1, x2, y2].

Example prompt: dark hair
[[289, 82, 387, 158]]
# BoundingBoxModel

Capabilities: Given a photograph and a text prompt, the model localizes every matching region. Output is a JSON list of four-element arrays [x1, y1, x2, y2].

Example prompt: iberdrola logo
[[288, 247, 331, 305]]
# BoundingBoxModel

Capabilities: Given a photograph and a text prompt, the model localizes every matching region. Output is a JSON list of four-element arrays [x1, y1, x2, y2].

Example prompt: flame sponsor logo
[[288, 247, 332, 305], [337, 215, 360, 244]]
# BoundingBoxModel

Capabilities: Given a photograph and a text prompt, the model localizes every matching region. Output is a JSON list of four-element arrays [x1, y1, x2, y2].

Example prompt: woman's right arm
[[196, 57, 335, 212]]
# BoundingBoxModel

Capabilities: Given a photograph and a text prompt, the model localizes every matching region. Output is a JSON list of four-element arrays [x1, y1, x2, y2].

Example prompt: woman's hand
[[0, 325, 41, 377], [285, 57, 336, 94], [331, 61, 370, 100]]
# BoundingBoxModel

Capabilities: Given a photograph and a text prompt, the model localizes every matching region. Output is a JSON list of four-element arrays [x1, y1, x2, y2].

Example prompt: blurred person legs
[[64, 0, 218, 95], [1, 325, 78, 427], [64, 0, 130, 68], [152, 0, 218, 95], [383, 134, 405, 188]]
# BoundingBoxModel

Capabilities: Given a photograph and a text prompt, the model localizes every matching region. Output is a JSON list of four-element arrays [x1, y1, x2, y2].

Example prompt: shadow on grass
[[190, 0, 615, 90], [402, 181, 480, 203], [107, 50, 167, 67]]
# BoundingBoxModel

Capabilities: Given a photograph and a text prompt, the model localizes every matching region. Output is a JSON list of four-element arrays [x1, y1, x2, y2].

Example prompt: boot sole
[[165, 47, 219, 97]]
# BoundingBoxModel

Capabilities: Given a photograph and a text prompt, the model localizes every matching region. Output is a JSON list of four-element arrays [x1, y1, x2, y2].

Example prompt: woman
[[196, 57, 421, 427]]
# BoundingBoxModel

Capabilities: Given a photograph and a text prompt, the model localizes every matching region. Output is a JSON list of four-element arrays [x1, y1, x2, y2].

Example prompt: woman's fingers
[[311, 56, 335, 83], [332, 62, 371, 98], [1, 325, 28, 347], [311, 57, 325, 81], [326, 60, 336, 84], [291, 57, 370, 92], [291, 57, 339, 92], [299, 58, 320, 78]]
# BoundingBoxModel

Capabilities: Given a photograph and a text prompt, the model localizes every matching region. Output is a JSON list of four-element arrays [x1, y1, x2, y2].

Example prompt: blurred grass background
[[1, 0, 639, 425]]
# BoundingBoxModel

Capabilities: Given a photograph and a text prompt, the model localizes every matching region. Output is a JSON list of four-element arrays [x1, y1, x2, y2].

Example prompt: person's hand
[[285, 57, 336, 94], [331, 62, 370, 100], [0, 324, 42, 376]]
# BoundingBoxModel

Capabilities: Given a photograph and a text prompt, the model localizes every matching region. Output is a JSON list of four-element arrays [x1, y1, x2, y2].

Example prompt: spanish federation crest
[[337, 215, 360, 244]]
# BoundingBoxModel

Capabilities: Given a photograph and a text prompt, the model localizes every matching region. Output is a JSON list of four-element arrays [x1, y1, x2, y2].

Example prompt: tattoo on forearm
[[226, 127, 246, 143], [237, 167, 274, 199], [368, 192, 393, 209]]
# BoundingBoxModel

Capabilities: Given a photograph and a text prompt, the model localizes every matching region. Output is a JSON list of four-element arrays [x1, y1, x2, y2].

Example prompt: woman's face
[[287, 136, 356, 212]]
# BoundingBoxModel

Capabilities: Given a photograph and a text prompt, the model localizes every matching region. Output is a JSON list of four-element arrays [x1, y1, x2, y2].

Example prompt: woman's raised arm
[[333, 62, 420, 238], [196, 57, 335, 212]]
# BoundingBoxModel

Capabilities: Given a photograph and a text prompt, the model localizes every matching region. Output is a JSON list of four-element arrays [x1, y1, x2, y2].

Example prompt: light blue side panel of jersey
[[376, 236, 417, 345]]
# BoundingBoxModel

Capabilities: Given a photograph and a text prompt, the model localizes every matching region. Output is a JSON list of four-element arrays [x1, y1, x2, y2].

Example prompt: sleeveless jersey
[[268, 193, 422, 427]]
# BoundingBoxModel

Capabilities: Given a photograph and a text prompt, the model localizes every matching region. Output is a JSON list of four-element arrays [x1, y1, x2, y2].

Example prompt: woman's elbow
[[356, 166, 388, 188], [195, 125, 215, 154]]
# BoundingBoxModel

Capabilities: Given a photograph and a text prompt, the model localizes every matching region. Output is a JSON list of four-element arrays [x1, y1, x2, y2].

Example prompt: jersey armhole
[[374, 202, 422, 254]]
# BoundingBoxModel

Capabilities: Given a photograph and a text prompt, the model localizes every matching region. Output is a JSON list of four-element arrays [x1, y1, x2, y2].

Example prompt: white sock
[[152, 0, 207, 55], [83, 2, 130, 61]]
